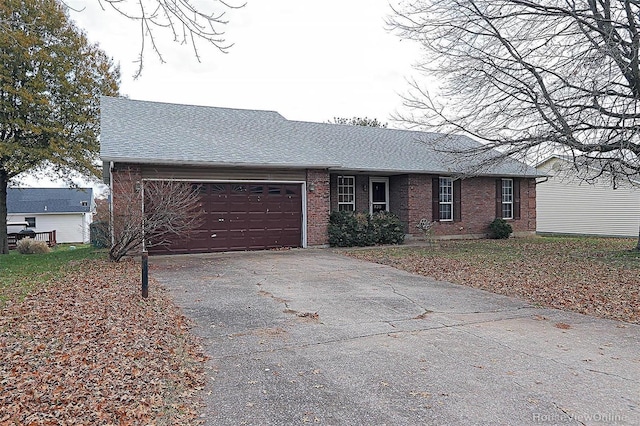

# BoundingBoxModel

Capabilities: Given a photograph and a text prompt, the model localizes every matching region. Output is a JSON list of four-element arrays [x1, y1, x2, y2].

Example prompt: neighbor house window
[[25, 217, 36, 228], [337, 176, 356, 211], [439, 177, 453, 221], [502, 179, 513, 219]]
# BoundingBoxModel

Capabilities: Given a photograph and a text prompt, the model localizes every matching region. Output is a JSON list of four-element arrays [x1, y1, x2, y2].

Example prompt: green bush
[[370, 211, 406, 245], [329, 210, 405, 247], [16, 238, 51, 254], [489, 218, 513, 239]]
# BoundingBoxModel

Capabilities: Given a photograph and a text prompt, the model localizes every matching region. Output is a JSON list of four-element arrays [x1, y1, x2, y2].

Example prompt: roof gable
[[100, 96, 540, 177], [7, 188, 94, 214]]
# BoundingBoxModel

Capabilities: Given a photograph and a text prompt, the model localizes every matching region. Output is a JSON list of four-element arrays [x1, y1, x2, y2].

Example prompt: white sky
[[71, 0, 421, 122], [19, 0, 424, 189]]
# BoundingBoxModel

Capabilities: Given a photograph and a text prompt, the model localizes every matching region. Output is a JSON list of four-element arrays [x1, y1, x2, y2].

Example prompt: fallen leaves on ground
[[345, 237, 640, 324], [0, 258, 207, 425]]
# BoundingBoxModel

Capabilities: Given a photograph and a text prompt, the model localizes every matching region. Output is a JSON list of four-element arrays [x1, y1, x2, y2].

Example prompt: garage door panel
[[151, 182, 302, 254]]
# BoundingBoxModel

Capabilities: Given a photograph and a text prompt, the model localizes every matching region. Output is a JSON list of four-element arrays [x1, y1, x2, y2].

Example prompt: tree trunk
[[636, 224, 640, 251], [0, 170, 9, 254]]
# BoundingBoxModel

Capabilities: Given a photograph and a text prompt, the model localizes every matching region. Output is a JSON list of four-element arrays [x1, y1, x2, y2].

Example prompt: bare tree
[[109, 171, 204, 261], [329, 117, 388, 128], [389, 1, 640, 176], [388, 0, 640, 247]]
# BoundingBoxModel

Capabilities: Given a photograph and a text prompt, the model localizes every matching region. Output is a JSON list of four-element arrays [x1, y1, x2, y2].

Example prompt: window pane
[[502, 203, 513, 219], [439, 204, 452, 221], [268, 186, 281, 195], [25, 217, 36, 228], [210, 184, 226, 193], [439, 177, 452, 203], [337, 176, 355, 210], [438, 177, 453, 220], [502, 179, 513, 202], [372, 182, 386, 203]]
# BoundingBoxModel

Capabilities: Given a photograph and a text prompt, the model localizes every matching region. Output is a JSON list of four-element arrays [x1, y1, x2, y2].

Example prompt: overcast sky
[[20, 0, 425, 188], [68, 0, 421, 123]]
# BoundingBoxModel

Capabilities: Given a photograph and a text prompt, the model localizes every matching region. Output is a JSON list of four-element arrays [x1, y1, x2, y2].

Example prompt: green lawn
[[0, 245, 106, 304]]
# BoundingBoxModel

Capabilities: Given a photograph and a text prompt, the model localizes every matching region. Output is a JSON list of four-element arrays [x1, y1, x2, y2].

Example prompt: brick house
[[100, 96, 539, 254]]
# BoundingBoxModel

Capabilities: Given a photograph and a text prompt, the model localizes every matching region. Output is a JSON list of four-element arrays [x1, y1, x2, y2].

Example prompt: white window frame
[[439, 177, 453, 221], [502, 178, 514, 219], [337, 175, 356, 212]]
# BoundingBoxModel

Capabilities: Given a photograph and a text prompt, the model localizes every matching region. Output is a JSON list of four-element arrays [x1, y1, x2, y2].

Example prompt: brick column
[[306, 169, 330, 247]]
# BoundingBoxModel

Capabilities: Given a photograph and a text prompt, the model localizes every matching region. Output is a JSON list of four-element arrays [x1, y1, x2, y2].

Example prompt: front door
[[369, 177, 389, 214]]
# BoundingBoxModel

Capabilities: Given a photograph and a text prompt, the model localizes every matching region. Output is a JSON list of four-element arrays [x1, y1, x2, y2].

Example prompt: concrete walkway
[[151, 249, 639, 425]]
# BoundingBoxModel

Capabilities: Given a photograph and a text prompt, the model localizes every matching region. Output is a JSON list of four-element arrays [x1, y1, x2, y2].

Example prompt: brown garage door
[[149, 182, 303, 254]]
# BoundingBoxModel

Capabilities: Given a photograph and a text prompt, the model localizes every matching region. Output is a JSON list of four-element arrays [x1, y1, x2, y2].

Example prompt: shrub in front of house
[[489, 218, 513, 239], [16, 238, 51, 254], [370, 211, 406, 245], [329, 210, 405, 247]]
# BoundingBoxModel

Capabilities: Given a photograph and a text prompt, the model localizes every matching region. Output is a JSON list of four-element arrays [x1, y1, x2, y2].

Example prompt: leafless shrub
[[16, 238, 51, 255], [109, 170, 204, 262]]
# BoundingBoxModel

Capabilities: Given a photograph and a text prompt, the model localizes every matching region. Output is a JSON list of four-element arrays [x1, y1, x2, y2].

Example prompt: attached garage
[[148, 182, 303, 254]]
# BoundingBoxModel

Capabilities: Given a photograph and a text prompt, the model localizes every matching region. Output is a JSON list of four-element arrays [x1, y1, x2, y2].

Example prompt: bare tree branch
[[388, 0, 640, 183], [90, 0, 245, 78], [109, 170, 204, 261]]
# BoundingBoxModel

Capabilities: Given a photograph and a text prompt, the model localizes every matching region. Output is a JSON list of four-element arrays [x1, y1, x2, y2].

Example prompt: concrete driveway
[[152, 249, 639, 425]]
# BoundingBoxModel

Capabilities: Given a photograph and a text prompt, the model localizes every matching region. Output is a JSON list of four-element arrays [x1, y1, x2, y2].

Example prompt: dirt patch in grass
[[0, 258, 207, 425], [345, 237, 640, 324]]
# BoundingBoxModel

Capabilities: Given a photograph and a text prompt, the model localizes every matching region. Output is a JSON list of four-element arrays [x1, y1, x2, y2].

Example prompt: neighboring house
[[536, 155, 640, 238], [100, 96, 540, 255], [7, 188, 95, 243]]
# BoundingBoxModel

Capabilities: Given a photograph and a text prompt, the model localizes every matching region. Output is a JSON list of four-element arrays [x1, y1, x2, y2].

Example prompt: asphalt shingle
[[100, 96, 539, 177], [7, 188, 93, 214]]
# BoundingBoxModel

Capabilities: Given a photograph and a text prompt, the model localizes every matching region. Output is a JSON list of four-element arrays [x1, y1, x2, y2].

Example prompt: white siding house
[[536, 156, 640, 237], [7, 188, 95, 243]]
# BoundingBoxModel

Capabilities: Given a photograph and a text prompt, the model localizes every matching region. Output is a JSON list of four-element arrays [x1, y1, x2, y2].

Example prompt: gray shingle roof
[[7, 188, 93, 214], [100, 96, 540, 177]]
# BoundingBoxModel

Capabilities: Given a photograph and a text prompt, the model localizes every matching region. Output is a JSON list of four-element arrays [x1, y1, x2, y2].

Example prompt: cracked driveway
[[152, 249, 639, 425]]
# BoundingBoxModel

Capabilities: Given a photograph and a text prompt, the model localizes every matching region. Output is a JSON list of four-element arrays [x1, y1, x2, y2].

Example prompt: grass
[[0, 244, 106, 305], [345, 236, 640, 323]]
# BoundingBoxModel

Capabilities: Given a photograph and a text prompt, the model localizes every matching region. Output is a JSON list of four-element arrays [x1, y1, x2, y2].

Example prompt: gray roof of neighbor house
[[7, 188, 93, 214], [100, 96, 541, 177]]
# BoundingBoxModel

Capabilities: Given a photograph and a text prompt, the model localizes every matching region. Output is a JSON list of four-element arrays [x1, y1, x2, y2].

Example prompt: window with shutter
[[496, 178, 521, 220], [501, 179, 514, 219], [438, 177, 453, 221]]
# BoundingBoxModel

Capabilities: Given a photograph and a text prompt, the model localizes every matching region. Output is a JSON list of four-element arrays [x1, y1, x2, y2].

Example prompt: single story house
[[7, 187, 95, 244], [100, 96, 540, 255], [536, 155, 640, 238]]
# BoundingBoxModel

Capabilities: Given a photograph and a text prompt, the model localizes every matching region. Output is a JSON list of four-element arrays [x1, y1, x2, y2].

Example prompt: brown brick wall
[[306, 169, 330, 246], [110, 163, 143, 214], [327, 173, 536, 238], [428, 176, 536, 238], [406, 174, 433, 235]]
